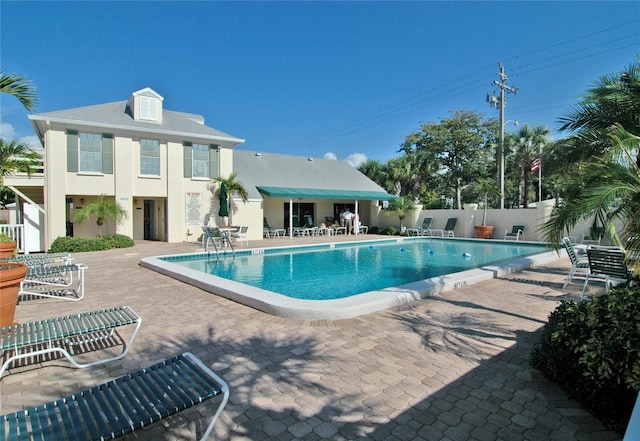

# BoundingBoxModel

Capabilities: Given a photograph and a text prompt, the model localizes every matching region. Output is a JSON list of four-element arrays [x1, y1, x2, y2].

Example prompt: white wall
[[369, 199, 594, 242]]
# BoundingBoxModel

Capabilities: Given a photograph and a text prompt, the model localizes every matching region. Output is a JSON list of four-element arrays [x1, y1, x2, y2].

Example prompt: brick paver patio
[[0, 235, 624, 440]]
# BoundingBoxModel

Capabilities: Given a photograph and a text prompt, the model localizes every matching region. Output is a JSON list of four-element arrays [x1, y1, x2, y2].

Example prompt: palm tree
[[0, 71, 39, 206], [210, 174, 249, 224], [556, 59, 640, 166], [0, 139, 41, 187], [0, 71, 37, 112], [74, 194, 127, 236], [386, 196, 414, 231], [358, 159, 388, 189], [542, 60, 640, 256], [507, 124, 550, 207], [542, 126, 640, 259]]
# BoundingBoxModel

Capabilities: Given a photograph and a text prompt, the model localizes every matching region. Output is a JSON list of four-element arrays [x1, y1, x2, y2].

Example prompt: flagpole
[[538, 157, 542, 202]]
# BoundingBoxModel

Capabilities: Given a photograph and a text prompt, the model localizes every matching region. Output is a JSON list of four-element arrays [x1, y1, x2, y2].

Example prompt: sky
[[1, 1, 639, 167]]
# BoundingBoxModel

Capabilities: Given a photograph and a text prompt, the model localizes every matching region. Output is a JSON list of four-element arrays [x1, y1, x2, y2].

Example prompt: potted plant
[[473, 178, 499, 239], [0, 234, 27, 326], [0, 232, 17, 258]]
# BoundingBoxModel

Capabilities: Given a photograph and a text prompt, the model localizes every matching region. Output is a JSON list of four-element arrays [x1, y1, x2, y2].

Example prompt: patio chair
[[581, 245, 633, 300], [233, 225, 249, 246], [504, 225, 525, 240], [0, 352, 229, 441], [562, 237, 589, 288], [407, 217, 433, 236], [431, 218, 457, 238]]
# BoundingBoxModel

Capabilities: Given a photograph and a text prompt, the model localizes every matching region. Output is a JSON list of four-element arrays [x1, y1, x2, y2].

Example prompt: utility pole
[[487, 62, 517, 209]]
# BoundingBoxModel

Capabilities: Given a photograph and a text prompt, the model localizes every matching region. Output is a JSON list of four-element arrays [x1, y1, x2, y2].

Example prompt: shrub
[[531, 286, 640, 432], [49, 234, 134, 253], [105, 234, 135, 248]]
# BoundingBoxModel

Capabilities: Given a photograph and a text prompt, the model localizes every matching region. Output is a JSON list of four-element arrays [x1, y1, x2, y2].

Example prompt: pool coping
[[139, 238, 563, 320]]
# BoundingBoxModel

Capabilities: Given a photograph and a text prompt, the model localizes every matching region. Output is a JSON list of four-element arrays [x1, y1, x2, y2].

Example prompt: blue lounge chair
[[1, 352, 229, 440]]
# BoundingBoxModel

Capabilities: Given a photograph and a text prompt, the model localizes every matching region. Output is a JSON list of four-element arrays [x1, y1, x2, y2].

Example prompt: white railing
[[0, 224, 25, 254]]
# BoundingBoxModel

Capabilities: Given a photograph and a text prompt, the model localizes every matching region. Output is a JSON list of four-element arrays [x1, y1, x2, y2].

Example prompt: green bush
[[531, 286, 640, 432], [370, 227, 401, 236], [49, 234, 134, 253], [105, 234, 135, 248]]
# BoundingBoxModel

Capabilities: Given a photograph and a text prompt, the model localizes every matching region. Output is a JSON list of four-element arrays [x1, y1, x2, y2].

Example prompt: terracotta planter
[[0, 240, 17, 258], [474, 225, 495, 239], [0, 262, 27, 327]]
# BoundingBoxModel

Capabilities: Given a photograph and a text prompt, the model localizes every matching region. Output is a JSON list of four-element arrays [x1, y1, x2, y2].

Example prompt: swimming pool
[[140, 237, 560, 320]]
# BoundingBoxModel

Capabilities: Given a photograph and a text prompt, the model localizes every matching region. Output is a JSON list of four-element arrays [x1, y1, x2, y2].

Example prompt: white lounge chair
[[562, 237, 589, 288], [581, 246, 633, 300]]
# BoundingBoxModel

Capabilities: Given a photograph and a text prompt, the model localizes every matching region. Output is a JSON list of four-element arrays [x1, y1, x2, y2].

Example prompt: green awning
[[257, 186, 396, 201]]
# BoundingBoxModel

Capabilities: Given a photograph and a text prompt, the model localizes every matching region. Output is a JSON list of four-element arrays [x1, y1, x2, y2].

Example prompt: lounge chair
[[19, 263, 88, 302], [562, 237, 589, 288], [0, 352, 229, 441], [407, 217, 433, 236], [263, 217, 285, 238], [0, 305, 141, 379], [581, 245, 633, 300], [1, 252, 73, 268], [504, 225, 525, 240], [431, 218, 457, 238]]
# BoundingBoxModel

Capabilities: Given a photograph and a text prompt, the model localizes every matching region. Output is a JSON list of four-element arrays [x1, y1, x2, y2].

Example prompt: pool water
[[161, 239, 547, 300]]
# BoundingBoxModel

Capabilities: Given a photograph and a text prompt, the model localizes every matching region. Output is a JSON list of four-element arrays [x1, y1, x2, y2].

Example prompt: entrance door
[[143, 200, 157, 240]]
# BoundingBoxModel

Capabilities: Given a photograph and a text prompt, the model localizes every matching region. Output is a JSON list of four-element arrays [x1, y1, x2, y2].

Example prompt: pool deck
[[1, 234, 625, 440]]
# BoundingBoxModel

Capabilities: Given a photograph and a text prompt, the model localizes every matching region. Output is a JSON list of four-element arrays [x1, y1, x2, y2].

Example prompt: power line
[[275, 20, 640, 154]]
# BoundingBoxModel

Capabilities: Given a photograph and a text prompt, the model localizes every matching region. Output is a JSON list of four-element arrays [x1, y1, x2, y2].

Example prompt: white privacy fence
[[369, 199, 605, 243], [0, 224, 25, 253]]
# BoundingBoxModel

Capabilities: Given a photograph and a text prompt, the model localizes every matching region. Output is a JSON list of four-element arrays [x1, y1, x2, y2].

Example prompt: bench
[[0, 306, 141, 379], [19, 263, 87, 302], [0, 352, 229, 441]]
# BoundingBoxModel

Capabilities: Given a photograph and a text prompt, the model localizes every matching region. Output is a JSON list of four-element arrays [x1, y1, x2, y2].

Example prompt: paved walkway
[[1, 236, 624, 440]]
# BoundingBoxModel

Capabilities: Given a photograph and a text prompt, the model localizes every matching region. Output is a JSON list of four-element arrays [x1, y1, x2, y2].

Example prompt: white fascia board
[[28, 115, 246, 145]]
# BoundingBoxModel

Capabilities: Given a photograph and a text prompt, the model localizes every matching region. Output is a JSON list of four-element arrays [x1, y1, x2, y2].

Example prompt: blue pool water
[[161, 239, 547, 300]]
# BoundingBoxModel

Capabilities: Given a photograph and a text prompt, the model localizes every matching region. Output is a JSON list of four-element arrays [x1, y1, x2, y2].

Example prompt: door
[[143, 199, 157, 240]]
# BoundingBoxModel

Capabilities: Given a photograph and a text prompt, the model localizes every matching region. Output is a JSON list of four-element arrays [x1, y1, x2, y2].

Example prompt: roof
[[233, 150, 394, 201], [28, 100, 245, 146]]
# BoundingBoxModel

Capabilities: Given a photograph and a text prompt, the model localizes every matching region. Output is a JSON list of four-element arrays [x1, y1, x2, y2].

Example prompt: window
[[140, 139, 160, 175], [139, 96, 158, 121], [192, 143, 209, 178], [183, 143, 218, 179], [79, 132, 103, 172]]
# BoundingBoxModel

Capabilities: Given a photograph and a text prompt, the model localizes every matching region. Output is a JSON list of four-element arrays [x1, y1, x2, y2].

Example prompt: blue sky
[[1, 1, 638, 166]]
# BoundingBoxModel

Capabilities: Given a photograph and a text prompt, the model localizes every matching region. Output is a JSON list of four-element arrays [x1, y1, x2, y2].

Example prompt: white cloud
[[0, 123, 16, 139], [324, 152, 337, 160], [345, 153, 368, 168], [323, 151, 368, 168]]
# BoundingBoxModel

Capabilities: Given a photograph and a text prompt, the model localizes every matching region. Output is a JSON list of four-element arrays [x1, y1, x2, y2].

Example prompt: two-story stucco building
[[5, 88, 393, 250]]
